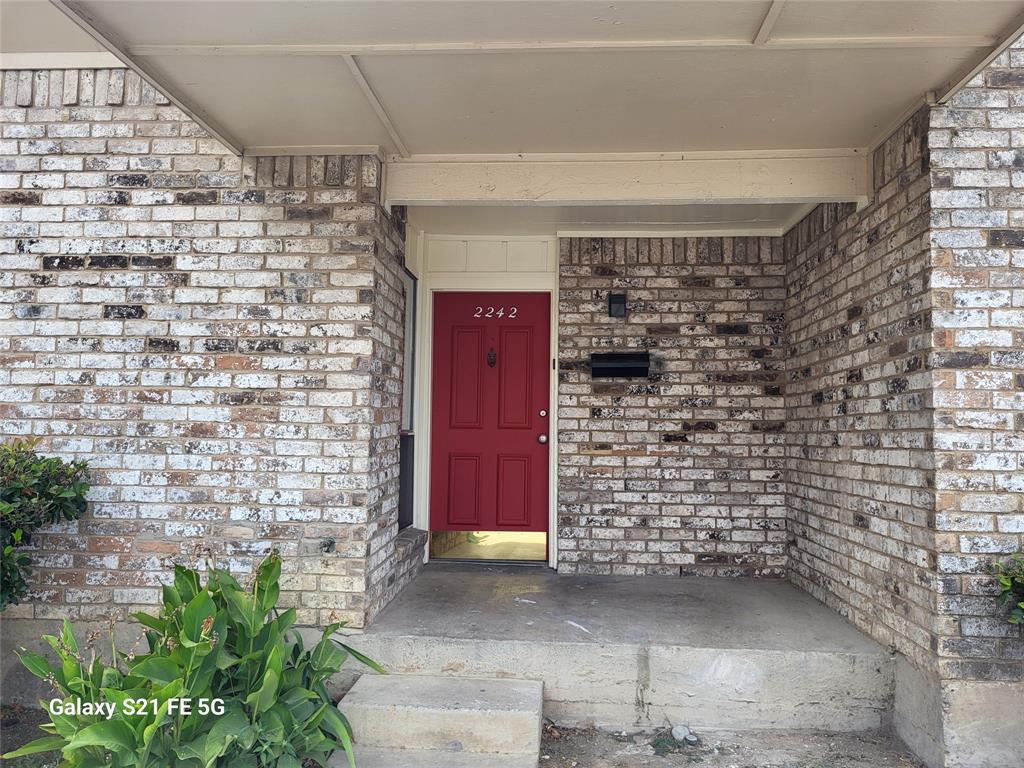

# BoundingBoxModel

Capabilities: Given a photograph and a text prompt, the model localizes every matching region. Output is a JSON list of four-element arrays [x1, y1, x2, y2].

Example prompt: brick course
[[0, 68, 416, 628]]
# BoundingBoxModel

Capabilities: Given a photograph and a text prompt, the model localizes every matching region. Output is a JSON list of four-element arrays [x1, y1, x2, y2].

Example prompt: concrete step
[[341, 674, 543, 756], [344, 747, 538, 768], [353, 634, 893, 732]]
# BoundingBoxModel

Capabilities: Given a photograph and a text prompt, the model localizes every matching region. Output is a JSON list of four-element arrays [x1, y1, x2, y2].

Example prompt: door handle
[[538, 434, 548, 444]]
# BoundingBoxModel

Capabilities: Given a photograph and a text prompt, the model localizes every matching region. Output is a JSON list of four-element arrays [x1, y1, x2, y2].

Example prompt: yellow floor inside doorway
[[430, 531, 547, 561]]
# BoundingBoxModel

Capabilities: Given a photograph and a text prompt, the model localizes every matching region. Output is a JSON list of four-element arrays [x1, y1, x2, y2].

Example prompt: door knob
[[538, 434, 548, 444]]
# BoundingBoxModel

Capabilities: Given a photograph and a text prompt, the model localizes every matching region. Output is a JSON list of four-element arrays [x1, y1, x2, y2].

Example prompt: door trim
[[413, 271, 559, 568]]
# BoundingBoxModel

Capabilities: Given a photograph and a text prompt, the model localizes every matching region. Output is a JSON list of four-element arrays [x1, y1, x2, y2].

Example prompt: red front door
[[430, 292, 550, 532]]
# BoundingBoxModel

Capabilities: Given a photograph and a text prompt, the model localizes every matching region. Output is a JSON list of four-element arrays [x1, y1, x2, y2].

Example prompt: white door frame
[[412, 267, 559, 569]]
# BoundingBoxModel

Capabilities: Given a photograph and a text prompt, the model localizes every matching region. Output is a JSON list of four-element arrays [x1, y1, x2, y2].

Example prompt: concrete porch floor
[[351, 563, 894, 732], [366, 563, 883, 653]]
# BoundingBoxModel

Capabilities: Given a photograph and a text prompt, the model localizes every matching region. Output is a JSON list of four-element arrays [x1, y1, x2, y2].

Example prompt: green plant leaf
[[215, 647, 240, 670], [141, 688, 180, 751], [58, 619, 79, 656], [65, 719, 138, 753], [162, 583, 182, 609], [173, 733, 209, 764], [277, 607, 297, 634], [320, 707, 357, 768], [18, 650, 53, 679], [336, 639, 387, 674], [181, 589, 215, 644], [254, 552, 281, 596], [224, 587, 260, 636], [174, 564, 201, 604], [1, 735, 66, 758], [131, 612, 166, 633], [130, 656, 181, 685], [247, 667, 281, 716]]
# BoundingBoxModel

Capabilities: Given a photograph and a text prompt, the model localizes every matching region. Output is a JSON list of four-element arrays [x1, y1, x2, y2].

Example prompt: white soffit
[[362, 47, 977, 154], [0, 0, 118, 67]]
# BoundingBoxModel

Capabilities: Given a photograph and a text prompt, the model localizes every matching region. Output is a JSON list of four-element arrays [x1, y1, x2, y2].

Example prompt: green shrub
[[1, 438, 89, 609], [993, 554, 1024, 626], [2, 552, 382, 768]]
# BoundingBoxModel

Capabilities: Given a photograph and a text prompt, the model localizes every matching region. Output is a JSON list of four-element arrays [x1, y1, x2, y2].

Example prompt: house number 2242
[[473, 306, 518, 318]]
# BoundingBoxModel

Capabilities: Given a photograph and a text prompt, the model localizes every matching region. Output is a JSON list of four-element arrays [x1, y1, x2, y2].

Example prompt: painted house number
[[473, 306, 518, 318]]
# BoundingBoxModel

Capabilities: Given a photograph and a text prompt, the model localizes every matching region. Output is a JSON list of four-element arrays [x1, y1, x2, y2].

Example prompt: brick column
[[924, 38, 1024, 768], [0, 69, 411, 634]]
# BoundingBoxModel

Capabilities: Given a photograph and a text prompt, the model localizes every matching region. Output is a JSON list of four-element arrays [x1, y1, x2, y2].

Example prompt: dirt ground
[[539, 725, 925, 768], [0, 706, 53, 768], [1, 705, 926, 768]]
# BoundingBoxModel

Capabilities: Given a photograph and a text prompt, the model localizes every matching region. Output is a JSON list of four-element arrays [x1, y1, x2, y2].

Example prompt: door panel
[[498, 327, 533, 429], [447, 454, 481, 526], [496, 455, 530, 527], [449, 328, 484, 429], [430, 292, 550, 533]]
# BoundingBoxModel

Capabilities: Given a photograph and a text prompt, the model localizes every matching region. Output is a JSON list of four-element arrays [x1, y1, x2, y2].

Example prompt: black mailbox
[[590, 351, 650, 379]]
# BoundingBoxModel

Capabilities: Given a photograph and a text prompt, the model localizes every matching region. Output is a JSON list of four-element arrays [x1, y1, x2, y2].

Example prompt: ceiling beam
[[754, 1, 786, 47], [125, 35, 999, 57], [384, 153, 870, 209], [343, 55, 410, 157], [0, 52, 122, 69], [556, 225, 787, 238], [48, 0, 243, 156], [245, 145, 383, 158]]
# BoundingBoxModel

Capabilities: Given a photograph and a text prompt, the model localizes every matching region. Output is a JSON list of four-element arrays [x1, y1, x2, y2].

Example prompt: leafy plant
[[3, 553, 383, 767], [1, 438, 89, 609], [992, 554, 1024, 626], [2, 527, 32, 609]]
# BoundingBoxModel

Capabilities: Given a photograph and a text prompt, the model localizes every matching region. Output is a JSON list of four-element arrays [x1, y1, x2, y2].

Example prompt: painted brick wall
[[0, 68, 414, 629], [783, 108, 939, 673], [928, 40, 1024, 683], [558, 236, 788, 576]]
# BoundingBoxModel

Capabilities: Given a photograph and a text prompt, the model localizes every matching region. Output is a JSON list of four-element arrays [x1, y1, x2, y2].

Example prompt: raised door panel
[[449, 327, 484, 429], [496, 454, 530, 527], [498, 327, 533, 429], [447, 454, 481, 526]]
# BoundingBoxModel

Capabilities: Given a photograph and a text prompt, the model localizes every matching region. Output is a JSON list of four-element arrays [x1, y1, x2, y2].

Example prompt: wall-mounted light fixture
[[608, 292, 627, 318]]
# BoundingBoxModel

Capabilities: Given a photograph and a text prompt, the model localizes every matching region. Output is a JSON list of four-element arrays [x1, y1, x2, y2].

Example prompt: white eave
[[4, 0, 1024, 235]]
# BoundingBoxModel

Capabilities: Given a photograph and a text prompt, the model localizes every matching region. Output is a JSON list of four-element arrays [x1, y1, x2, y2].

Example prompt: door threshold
[[430, 557, 550, 567]]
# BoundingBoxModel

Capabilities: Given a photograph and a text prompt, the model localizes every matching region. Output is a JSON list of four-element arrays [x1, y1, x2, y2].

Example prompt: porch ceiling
[[6, 0, 1024, 230]]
